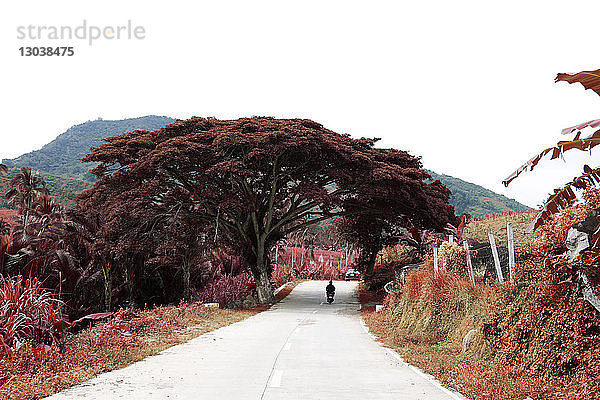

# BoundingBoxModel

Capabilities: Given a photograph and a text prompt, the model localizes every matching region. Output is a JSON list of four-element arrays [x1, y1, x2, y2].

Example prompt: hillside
[[2, 116, 527, 217], [427, 170, 529, 216], [2, 115, 175, 181], [0, 168, 92, 209]]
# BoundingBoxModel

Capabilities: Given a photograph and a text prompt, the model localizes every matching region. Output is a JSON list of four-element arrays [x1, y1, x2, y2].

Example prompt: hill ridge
[[2, 116, 528, 216], [2, 115, 175, 181], [427, 170, 529, 216]]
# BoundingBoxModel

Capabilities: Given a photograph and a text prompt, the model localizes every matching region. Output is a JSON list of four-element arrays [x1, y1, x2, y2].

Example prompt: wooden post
[[488, 232, 504, 283], [464, 241, 475, 285], [507, 222, 515, 282], [433, 247, 439, 277]]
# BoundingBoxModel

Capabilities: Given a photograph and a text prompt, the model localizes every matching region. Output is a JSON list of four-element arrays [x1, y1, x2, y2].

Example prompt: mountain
[[1, 116, 528, 217], [427, 170, 529, 216], [2, 115, 175, 181]]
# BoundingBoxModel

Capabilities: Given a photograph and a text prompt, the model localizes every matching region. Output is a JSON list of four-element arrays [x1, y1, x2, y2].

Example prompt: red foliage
[[527, 186, 600, 256], [363, 195, 600, 399], [192, 272, 255, 307], [0, 209, 18, 229], [80, 116, 455, 303], [0, 276, 67, 355], [470, 209, 530, 222], [270, 247, 353, 287]]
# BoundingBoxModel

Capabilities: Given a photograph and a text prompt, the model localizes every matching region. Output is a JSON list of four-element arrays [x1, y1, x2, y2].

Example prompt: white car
[[345, 269, 360, 281]]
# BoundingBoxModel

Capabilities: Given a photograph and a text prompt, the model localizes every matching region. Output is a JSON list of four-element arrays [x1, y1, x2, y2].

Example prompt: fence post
[[507, 222, 515, 282], [433, 247, 439, 277], [488, 232, 504, 283], [449, 234, 454, 243], [275, 243, 279, 266], [464, 240, 475, 285]]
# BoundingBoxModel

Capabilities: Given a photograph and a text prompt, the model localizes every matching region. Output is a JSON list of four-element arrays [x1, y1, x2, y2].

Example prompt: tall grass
[[0, 275, 66, 354]]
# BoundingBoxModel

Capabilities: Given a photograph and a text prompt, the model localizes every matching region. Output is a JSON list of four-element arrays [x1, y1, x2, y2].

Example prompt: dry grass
[[464, 211, 536, 249], [360, 260, 600, 400], [360, 279, 544, 400]]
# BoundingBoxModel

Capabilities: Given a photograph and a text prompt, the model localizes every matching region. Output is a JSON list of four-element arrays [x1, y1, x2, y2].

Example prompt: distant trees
[[81, 117, 455, 303]]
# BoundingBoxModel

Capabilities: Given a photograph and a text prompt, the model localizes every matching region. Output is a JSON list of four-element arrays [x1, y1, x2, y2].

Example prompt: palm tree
[[5, 167, 49, 236]]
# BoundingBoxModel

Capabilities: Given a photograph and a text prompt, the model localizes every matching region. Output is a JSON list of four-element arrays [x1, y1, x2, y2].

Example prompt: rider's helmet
[[329, 280, 333, 284]]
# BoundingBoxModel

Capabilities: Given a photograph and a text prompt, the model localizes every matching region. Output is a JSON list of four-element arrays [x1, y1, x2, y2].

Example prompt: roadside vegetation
[[0, 301, 259, 400], [362, 199, 600, 399], [362, 67, 600, 400]]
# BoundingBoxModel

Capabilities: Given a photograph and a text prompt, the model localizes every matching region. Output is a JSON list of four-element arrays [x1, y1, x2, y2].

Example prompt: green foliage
[[427, 170, 529, 217], [2, 116, 175, 181]]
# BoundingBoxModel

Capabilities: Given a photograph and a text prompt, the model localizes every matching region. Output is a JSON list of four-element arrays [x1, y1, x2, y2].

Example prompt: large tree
[[81, 117, 455, 303]]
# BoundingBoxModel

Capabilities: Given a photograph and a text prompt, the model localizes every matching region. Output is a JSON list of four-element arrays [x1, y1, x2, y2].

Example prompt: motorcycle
[[326, 291, 335, 304]]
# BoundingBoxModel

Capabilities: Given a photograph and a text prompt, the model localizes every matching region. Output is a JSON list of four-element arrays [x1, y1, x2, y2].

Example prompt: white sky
[[2, 0, 600, 208]]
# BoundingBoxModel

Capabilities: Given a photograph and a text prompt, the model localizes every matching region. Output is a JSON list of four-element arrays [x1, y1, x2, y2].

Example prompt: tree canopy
[[80, 117, 455, 303]]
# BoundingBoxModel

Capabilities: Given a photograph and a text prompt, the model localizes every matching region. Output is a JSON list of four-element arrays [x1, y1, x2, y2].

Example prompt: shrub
[[367, 203, 600, 399], [0, 275, 67, 354], [271, 246, 352, 286], [192, 272, 255, 307], [438, 241, 466, 272], [378, 244, 419, 266]]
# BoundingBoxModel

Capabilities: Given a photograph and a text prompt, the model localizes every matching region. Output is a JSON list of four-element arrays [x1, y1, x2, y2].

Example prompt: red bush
[[0, 276, 67, 355], [192, 272, 255, 307]]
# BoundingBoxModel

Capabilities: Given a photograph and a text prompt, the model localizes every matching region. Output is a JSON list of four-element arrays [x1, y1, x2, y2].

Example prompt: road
[[47, 281, 466, 400]]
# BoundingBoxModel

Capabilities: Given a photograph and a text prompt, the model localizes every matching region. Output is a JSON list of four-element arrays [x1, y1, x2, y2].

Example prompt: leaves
[[0, 275, 66, 354], [503, 130, 600, 187], [525, 165, 600, 233], [5, 167, 49, 213], [503, 67, 600, 188], [561, 118, 600, 136], [556, 68, 600, 97], [80, 117, 455, 302], [71, 312, 114, 328], [193, 272, 255, 308]]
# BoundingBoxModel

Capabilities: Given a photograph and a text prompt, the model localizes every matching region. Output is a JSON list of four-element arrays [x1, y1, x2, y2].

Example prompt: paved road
[[47, 281, 465, 399]]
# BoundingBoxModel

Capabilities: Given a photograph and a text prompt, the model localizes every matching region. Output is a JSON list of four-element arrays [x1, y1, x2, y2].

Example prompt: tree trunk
[[181, 259, 191, 301], [365, 247, 379, 274], [251, 238, 275, 304], [254, 266, 274, 304], [102, 265, 112, 311]]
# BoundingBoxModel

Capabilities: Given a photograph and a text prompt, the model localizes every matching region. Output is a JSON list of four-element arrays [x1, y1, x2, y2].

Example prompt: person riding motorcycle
[[326, 280, 335, 302]]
